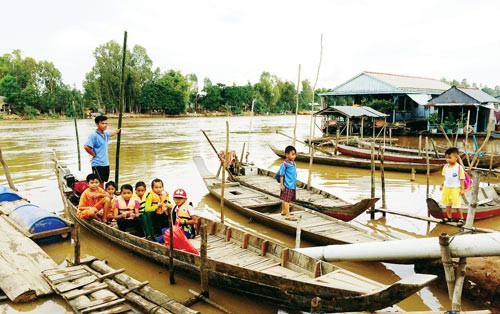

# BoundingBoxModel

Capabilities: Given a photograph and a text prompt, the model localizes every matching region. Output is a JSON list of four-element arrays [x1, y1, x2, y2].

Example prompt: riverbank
[[416, 256, 500, 313]]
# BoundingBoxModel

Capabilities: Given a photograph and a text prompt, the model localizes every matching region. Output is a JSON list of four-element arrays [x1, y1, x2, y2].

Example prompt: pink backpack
[[458, 165, 472, 190]]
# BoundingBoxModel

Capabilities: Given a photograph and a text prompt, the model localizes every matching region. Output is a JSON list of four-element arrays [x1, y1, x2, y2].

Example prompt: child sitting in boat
[[112, 184, 142, 235], [143, 178, 172, 240], [132, 181, 147, 213], [171, 188, 198, 239], [104, 181, 117, 222], [77, 173, 111, 222]]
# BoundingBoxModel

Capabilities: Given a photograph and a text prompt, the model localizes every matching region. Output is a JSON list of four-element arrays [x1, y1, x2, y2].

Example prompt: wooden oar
[[276, 131, 334, 157], [115, 30, 127, 186]]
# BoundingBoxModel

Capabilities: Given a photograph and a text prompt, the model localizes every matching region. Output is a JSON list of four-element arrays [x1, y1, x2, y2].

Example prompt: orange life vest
[[116, 196, 137, 215]]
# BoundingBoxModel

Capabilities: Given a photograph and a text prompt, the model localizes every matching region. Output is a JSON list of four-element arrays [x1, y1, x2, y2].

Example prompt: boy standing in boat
[[77, 173, 112, 222], [440, 147, 465, 225], [83, 115, 120, 186], [279, 145, 297, 220]]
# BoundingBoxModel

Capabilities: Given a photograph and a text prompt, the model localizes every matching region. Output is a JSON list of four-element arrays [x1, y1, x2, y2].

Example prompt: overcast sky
[[3, 0, 500, 90]]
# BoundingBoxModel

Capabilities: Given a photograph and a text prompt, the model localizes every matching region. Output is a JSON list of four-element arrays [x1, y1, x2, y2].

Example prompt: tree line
[[0, 42, 328, 118]]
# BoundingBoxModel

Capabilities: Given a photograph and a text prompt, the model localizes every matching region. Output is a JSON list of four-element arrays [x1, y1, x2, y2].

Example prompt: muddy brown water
[[0, 115, 499, 313]]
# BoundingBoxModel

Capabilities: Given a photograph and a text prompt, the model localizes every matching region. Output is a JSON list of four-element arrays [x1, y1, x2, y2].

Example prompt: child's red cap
[[173, 188, 187, 199]]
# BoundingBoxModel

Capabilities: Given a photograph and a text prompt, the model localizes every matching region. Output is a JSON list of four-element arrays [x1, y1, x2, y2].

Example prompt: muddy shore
[[416, 256, 500, 313]]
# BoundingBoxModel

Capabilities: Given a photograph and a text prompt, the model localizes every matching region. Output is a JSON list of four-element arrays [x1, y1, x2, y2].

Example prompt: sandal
[[457, 219, 465, 226], [441, 217, 452, 223], [285, 216, 297, 221]]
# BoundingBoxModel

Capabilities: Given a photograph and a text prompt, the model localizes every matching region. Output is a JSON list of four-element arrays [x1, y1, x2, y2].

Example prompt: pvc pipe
[[295, 233, 500, 262]]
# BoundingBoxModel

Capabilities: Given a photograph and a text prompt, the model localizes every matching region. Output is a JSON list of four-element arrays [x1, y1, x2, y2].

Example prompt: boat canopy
[[313, 106, 388, 118]]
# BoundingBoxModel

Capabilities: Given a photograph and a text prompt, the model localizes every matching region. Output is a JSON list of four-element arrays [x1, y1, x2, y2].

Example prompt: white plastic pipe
[[295, 233, 500, 262]]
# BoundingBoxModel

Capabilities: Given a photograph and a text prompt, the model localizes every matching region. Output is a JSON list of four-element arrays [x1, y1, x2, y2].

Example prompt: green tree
[[300, 79, 314, 109]]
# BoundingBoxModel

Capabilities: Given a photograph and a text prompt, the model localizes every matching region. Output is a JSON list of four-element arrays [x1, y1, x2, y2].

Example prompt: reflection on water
[[0, 115, 499, 313]]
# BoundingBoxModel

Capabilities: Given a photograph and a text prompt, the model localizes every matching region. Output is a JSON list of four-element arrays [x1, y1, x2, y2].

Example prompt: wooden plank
[[63, 283, 108, 300], [0, 200, 29, 215], [29, 226, 72, 240], [90, 304, 132, 314], [0, 216, 56, 302], [79, 298, 126, 313], [43, 265, 87, 277], [51, 270, 91, 285]]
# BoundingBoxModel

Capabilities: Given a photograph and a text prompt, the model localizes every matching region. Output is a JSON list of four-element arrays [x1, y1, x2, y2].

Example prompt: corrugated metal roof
[[407, 94, 432, 105], [456, 87, 499, 103], [314, 106, 388, 118], [319, 71, 450, 96]]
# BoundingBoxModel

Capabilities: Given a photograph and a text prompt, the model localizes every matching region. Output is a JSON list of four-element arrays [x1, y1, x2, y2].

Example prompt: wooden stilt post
[[439, 233, 455, 300], [451, 257, 467, 311], [73, 223, 80, 265], [411, 167, 416, 182], [200, 219, 209, 297], [488, 153, 493, 186], [293, 64, 301, 148], [370, 142, 376, 219], [464, 110, 471, 167], [0, 148, 17, 191], [418, 135, 422, 157], [335, 129, 340, 155], [295, 215, 302, 248], [379, 145, 386, 212]]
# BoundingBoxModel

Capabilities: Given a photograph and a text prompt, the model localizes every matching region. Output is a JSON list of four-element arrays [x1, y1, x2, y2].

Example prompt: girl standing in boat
[[278, 145, 297, 221], [440, 147, 465, 225]]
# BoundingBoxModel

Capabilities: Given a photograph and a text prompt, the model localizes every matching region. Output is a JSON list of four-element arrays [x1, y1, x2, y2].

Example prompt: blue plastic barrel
[[0, 185, 22, 202], [9, 204, 68, 244]]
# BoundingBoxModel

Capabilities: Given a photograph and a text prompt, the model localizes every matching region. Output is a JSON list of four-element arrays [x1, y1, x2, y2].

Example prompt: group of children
[[77, 174, 198, 241]]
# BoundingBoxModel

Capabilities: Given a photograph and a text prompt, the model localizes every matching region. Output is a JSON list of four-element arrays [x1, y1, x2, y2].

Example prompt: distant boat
[[56, 159, 433, 312], [233, 165, 378, 222], [193, 155, 389, 245], [426, 185, 500, 220], [269, 145, 441, 173]]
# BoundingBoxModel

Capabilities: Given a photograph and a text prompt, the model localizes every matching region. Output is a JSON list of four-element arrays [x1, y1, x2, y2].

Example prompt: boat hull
[[270, 145, 441, 173], [426, 197, 500, 220]]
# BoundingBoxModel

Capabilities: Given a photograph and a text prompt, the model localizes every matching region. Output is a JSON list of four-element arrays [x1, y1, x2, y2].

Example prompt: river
[[0, 115, 499, 313]]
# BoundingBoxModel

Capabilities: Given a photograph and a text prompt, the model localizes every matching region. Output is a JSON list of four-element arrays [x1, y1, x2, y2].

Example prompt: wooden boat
[[194, 156, 389, 245], [56, 161, 435, 312], [355, 138, 500, 168], [336, 142, 447, 165], [426, 185, 500, 220], [270, 145, 442, 173], [233, 165, 379, 222]]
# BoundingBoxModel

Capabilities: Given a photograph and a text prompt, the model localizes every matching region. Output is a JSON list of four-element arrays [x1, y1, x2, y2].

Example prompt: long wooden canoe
[[56, 160, 435, 312], [355, 138, 500, 168], [233, 166, 378, 222], [194, 155, 389, 245], [270, 145, 442, 173], [426, 185, 500, 220]]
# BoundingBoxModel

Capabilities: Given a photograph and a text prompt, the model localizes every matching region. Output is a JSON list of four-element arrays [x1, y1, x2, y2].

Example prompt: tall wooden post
[[439, 233, 455, 299], [295, 216, 302, 249], [379, 145, 386, 211], [115, 30, 127, 186], [73, 223, 80, 265], [200, 219, 209, 297], [370, 142, 376, 219], [293, 64, 301, 147], [335, 129, 340, 155], [72, 100, 81, 171], [168, 208, 175, 284], [220, 121, 229, 224], [418, 135, 422, 157], [0, 148, 17, 191]]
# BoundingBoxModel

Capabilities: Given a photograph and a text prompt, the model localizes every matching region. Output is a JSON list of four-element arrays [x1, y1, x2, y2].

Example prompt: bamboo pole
[[246, 99, 254, 163], [464, 110, 471, 167], [440, 126, 452, 147], [439, 233, 456, 300], [464, 171, 480, 228], [73, 223, 80, 265], [168, 208, 175, 284], [115, 30, 127, 186], [189, 289, 234, 314], [360, 117, 364, 139], [0, 148, 17, 191], [452, 257, 467, 310], [418, 135, 422, 157], [295, 215, 302, 249], [335, 129, 340, 155], [425, 137, 430, 198], [220, 121, 229, 223], [306, 33, 324, 188], [469, 118, 494, 169], [379, 145, 386, 210], [488, 153, 493, 186], [370, 142, 376, 219], [72, 100, 81, 171], [293, 64, 301, 147], [200, 219, 209, 296], [430, 138, 440, 158]]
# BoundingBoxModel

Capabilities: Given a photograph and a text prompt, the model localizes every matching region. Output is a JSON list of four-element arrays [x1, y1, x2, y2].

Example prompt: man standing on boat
[[84, 115, 120, 186]]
